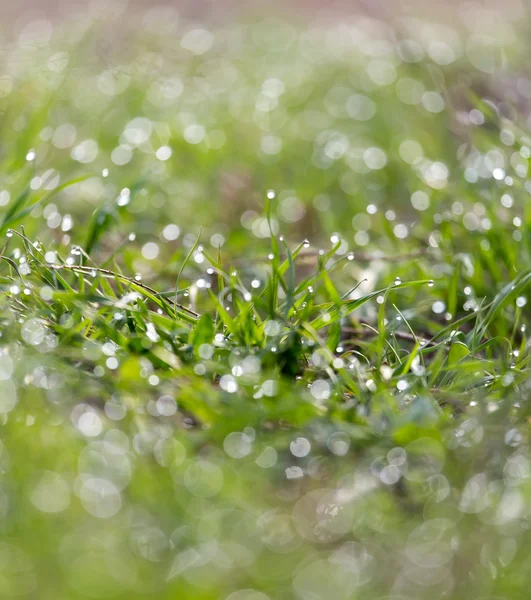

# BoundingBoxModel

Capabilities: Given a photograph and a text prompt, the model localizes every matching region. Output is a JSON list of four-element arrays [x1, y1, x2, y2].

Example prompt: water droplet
[[102, 168, 109, 177], [303, 239, 310, 248], [26, 149, 36, 161], [428, 280, 434, 287], [394, 277, 402, 285], [397, 379, 409, 391], [268, 253, 274, 260], [6, 230, 13, 238], [267, 189, 276, 199], [347, 252, 354, 260], [116, 188, 130, 206], [432, 301, 446, 314]]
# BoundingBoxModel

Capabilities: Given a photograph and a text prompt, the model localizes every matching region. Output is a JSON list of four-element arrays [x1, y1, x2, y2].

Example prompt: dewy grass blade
[[174, 228, 202, 320]]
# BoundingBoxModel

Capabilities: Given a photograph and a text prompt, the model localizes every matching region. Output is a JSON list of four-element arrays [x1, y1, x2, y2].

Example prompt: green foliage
[[1, 6, 531, 600]]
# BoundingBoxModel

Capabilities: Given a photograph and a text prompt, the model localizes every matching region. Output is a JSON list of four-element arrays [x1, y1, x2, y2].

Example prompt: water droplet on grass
[[397, 380, 409, 391], [116, 188, 130, 206]]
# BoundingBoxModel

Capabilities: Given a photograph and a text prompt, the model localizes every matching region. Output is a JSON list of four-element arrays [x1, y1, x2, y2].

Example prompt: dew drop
[[303, 239, 310, 248], [428, 280, 434, 287], [394, 277, 402, 285], [116, 188, 130, 207]]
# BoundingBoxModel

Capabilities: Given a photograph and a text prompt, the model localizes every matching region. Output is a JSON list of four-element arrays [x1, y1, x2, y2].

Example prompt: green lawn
[[1, 6, 531, 599]]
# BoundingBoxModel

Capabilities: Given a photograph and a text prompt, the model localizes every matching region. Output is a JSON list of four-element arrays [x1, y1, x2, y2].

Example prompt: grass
[[1, 5, 531, 599]]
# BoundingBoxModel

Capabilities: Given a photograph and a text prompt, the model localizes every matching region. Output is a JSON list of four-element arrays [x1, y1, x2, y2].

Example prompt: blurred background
[[0, 0, 528, 24]]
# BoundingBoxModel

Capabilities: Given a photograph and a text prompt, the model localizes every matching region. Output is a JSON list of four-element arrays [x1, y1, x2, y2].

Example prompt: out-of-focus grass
[[2, 4, 531, 599]]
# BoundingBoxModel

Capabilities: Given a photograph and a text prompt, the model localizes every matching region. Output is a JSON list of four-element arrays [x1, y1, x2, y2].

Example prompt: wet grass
[[1, 5, 531, 599]]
